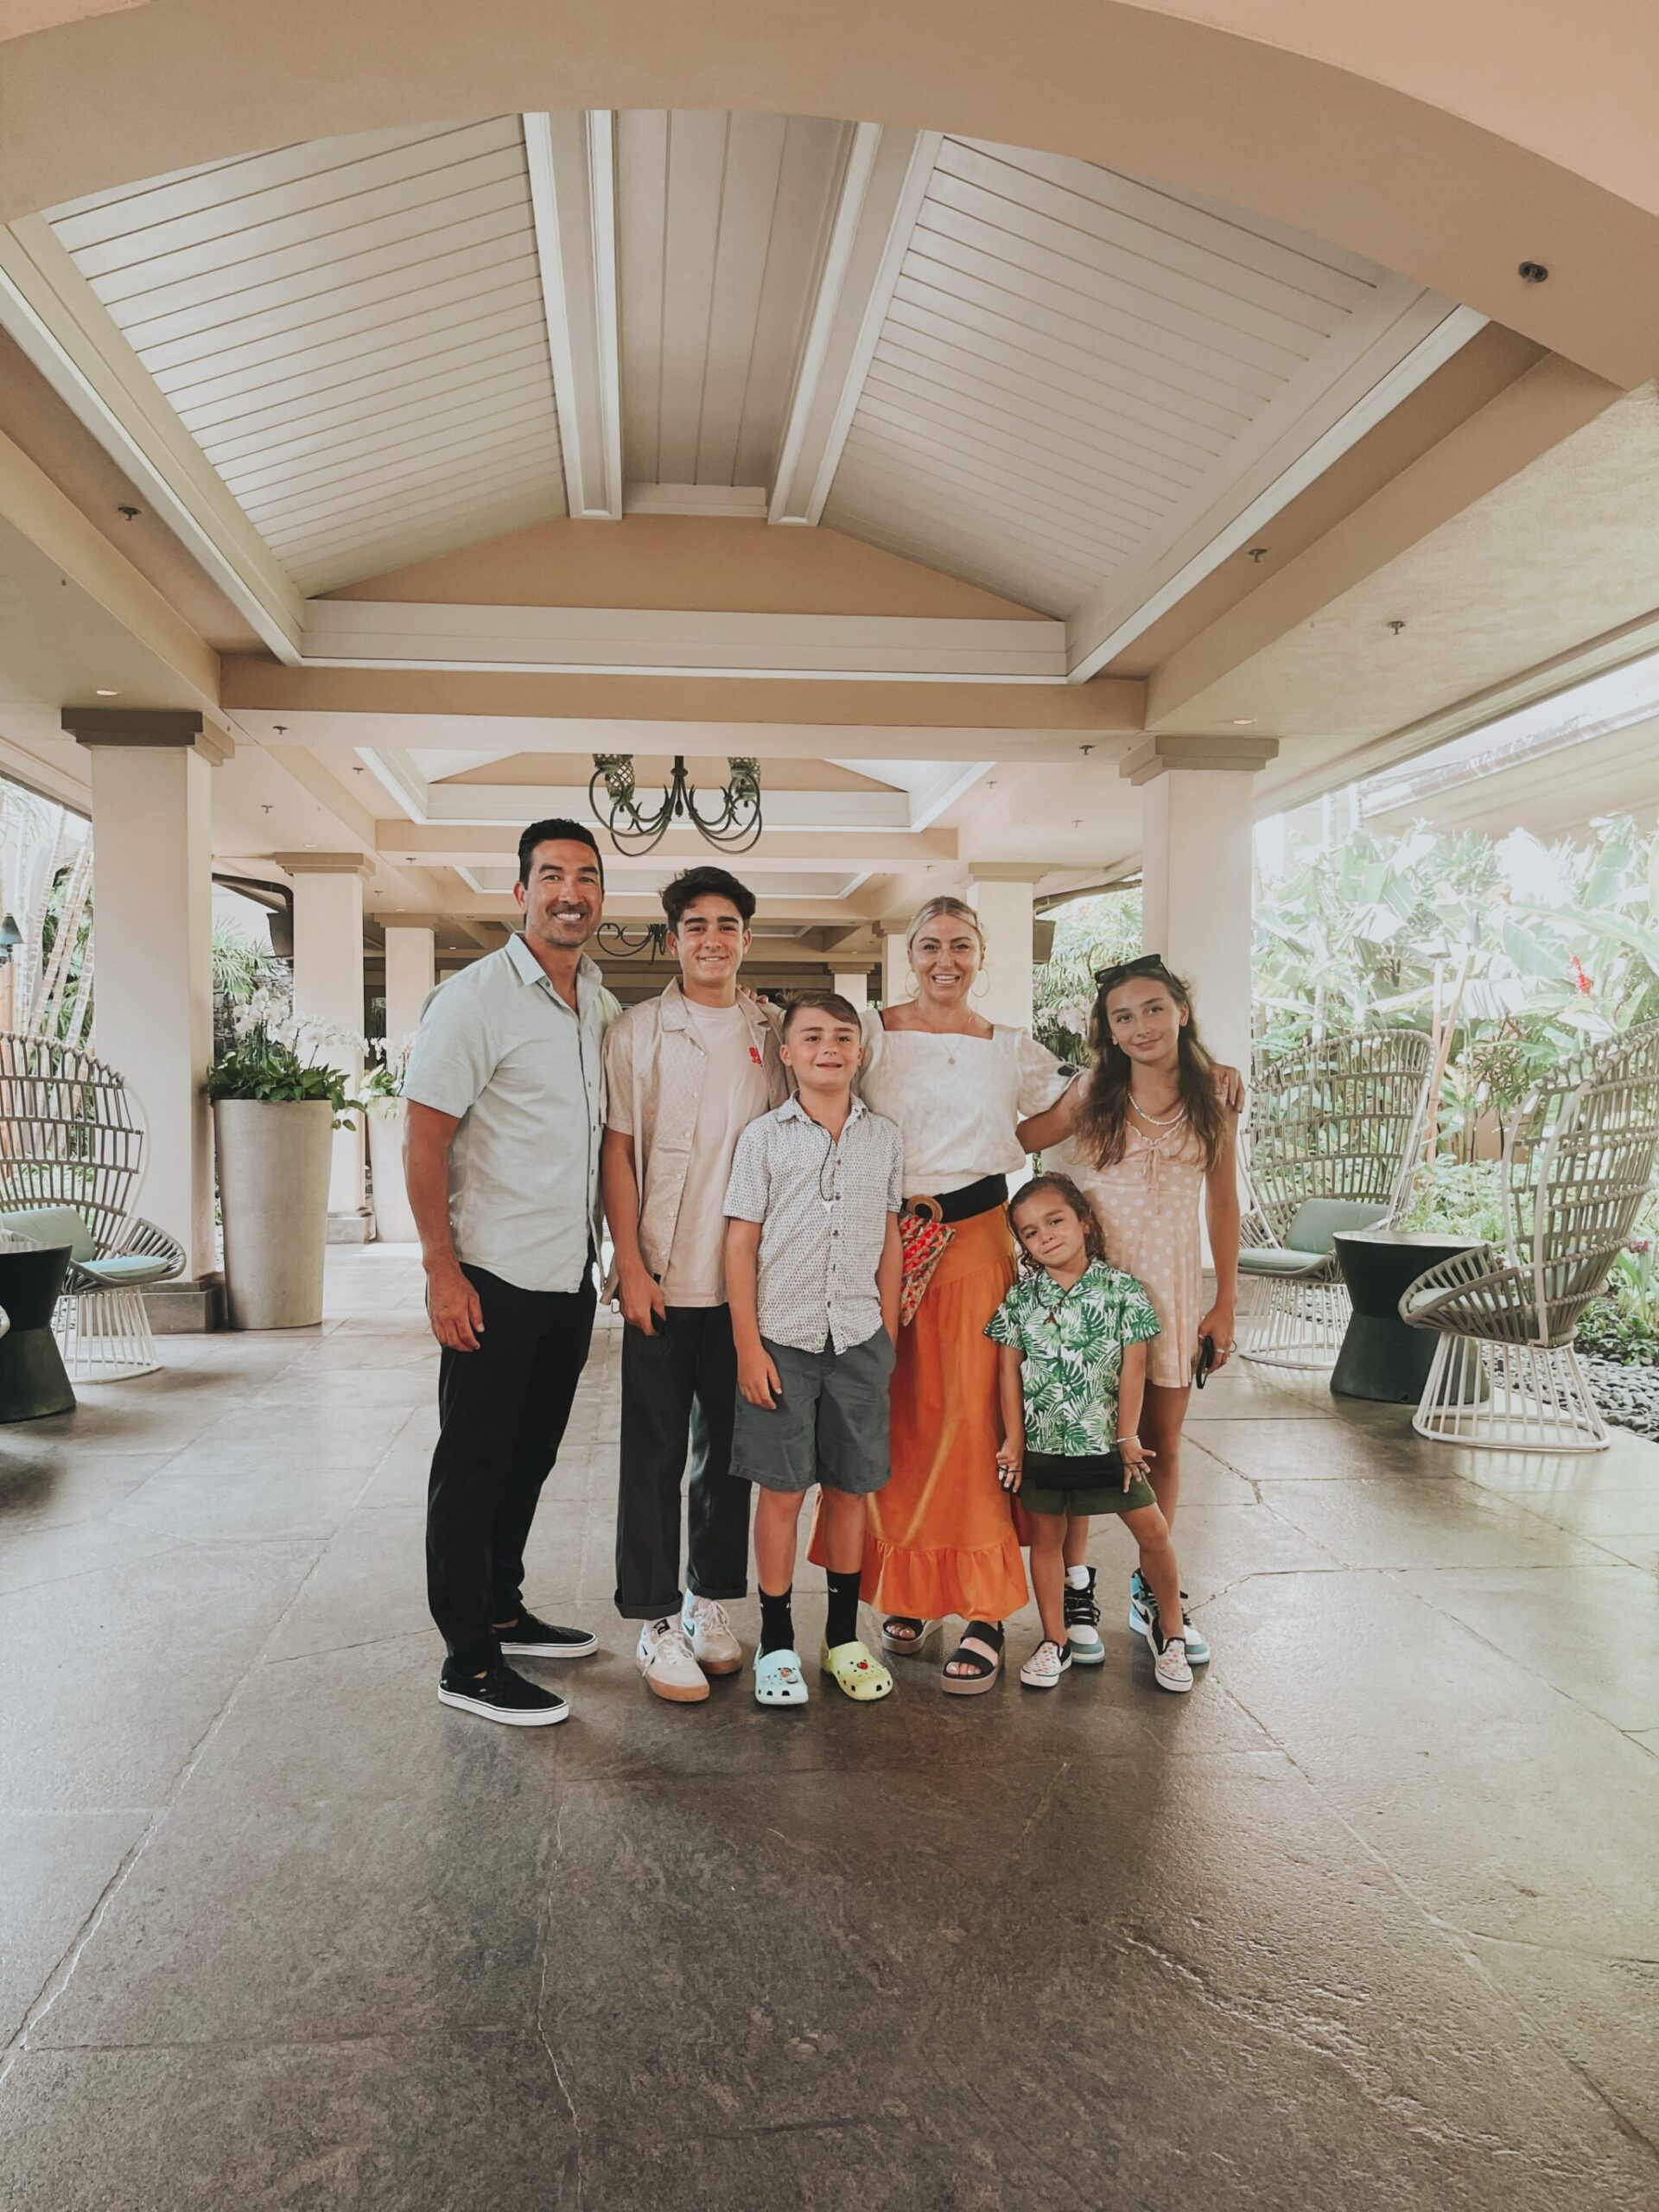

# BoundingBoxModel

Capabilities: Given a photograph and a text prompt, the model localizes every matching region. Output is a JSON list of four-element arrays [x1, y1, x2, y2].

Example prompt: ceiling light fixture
[[590, 753, 762, 855], [1231, 718, 1255, 727], [95, 688, 119, 697], [595, 923, 671, 960]]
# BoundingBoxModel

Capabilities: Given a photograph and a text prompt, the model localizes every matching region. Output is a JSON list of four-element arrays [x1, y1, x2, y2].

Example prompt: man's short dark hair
[[781, 989, 862, 1038], [518, 817, 604, 886], [662, 865, 756, 931]]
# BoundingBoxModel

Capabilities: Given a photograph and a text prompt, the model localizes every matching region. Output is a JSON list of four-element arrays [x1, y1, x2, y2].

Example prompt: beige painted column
[[383, 924, 435, 1052], [1122, 734, 1279, 1081], [830, 968, 868, 1011], [277, 852, 371, 1220], [880, 928, 908, 1009], [66, 708, 226, 1281], [967, 870, 1039, 1031]]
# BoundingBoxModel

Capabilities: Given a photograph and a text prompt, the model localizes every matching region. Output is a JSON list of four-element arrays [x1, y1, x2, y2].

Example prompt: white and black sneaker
[[496, 1608, 598, 1659], [437, 1660, 569, 1726]]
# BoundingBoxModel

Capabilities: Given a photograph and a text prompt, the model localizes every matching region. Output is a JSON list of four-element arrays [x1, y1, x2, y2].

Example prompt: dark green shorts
[[1020, 1449, 1156, 1518]]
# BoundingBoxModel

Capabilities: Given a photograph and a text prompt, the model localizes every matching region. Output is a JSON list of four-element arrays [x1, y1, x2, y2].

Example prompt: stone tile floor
[[2, 1247, 1656, 2210]]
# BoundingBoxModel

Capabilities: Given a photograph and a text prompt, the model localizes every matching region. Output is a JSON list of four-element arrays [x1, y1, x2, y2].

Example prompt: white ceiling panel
[[616, 110, 850, 489], [44, 118, 567, 594], [823, 136, 1456, 621]]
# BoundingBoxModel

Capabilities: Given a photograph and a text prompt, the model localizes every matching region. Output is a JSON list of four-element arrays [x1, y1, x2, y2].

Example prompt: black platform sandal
[[880, 1616, 944, 1658], [940, 1619, 1005, 1696]]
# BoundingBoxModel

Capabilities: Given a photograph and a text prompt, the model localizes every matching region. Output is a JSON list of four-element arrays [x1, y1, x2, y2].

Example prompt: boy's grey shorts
[[732, 1328, 896, 1495]]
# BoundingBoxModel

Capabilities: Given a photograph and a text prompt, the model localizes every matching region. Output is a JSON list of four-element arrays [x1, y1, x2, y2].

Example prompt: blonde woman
[[811, 897, 1071, 1692]]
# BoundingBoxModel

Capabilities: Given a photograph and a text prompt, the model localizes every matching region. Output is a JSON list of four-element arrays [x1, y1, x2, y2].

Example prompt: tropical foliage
[[1033, 815, 1659, 1360], [206, 1021, 359, 1124]]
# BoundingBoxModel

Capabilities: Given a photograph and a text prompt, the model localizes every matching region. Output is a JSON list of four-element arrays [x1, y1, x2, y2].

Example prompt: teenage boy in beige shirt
[[601, 867, 790, 1702]]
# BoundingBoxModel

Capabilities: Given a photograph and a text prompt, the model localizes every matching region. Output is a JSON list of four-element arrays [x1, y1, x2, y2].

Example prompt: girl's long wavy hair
[[1009, 1173, 1109, 1274], [1074, 961, 1225, 1173]]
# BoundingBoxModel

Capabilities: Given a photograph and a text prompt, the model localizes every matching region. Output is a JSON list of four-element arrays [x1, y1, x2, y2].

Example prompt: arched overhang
[[2, 1, 1657, 385]]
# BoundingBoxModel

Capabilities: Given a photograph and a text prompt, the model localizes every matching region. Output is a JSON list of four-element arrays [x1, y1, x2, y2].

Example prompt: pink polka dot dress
[[1054, 1121, 1208, 1390]]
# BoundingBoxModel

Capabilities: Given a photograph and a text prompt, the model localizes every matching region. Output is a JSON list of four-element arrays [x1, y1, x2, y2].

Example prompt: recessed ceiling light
[[1231, 718, 1255, 727], [304, 842, 318, 849], [96, 688, 119, 697]]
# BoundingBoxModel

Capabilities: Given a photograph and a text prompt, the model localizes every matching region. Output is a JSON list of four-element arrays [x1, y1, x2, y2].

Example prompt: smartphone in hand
[[1194, 1333, 1217, 1389]]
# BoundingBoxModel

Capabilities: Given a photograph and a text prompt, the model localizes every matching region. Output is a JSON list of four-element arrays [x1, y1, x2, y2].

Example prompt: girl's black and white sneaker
[[496, 1609, 598, 1659], [1020, 1637, 1072, 1689], [1141, 1619, 1193, 1694], [437, 1661, 569, 1726], [1064, 1569, 1106, 1665]]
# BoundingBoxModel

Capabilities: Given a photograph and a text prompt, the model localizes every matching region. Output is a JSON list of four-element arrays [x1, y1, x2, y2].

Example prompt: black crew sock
[[825, 1567, 862, 1649], [759, 1586, 795, 1656]]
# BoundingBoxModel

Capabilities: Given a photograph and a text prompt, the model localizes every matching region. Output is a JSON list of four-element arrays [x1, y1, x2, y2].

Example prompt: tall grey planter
[[213, 1097, 334, 1328], [366, 1099, 417, 1243]]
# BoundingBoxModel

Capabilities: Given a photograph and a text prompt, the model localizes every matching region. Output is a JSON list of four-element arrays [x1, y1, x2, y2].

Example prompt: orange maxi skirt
[[850, 1207, 1030, 1623]]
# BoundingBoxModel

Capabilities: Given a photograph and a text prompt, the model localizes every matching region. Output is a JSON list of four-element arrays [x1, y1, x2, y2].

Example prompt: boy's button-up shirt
[[722, 1096, 905, 1353], [403, 932, 618, 1294], [601, 980, 788, 1286]]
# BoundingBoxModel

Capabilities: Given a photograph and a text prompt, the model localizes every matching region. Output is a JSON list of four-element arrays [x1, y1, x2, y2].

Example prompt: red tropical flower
[[1569, 955, 1593, 994]]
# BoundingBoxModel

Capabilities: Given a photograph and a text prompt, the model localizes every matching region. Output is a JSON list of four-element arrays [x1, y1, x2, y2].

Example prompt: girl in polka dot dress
[[1019, 958, 1241, 1668]]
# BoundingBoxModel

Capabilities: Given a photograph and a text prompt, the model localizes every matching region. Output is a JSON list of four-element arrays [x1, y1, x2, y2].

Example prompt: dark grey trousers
[[613, 1303, 752, 1620]]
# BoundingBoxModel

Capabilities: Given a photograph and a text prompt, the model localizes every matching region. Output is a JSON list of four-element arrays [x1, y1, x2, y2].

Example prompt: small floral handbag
[[898, 1197, 954, 1325]]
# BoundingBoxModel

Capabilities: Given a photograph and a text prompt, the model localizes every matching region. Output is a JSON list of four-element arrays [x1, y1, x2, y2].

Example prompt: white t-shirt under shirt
[[660, 998, 772, 1306]]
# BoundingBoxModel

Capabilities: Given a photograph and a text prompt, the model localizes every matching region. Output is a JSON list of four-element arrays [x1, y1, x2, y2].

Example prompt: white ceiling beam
[[768, 125, 942, 527], [0, 216, 304, 663], [378, 819, 958, 868], [1065, 299, 1489, 684], [524, 111, 623, 521], [300, 600, 1065, 683]]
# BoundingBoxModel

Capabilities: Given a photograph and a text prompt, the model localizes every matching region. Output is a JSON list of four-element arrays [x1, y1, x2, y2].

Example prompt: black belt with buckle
[[905, 1173, 1007, 1227]]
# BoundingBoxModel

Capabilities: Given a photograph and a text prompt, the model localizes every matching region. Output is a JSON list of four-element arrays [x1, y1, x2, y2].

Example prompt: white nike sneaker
[[682, 1594, 742, 1676], [636, 1617, 709, 1704]]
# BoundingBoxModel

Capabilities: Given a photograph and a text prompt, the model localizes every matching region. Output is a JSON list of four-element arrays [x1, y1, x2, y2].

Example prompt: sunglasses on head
[[1094, 952, 1172, 992]]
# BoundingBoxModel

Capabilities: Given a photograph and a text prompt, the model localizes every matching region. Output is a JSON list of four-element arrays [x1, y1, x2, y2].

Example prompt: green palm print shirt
[[985, 1261, 1161, 1455]]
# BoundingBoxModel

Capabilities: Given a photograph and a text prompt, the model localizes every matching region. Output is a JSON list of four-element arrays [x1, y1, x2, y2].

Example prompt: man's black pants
[[427, 1262, 595, 1671], [614, 1303, 751, 1620]]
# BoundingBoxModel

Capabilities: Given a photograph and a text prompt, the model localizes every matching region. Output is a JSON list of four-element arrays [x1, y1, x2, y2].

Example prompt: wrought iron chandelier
[[589, 753, 763, 855], [594, 922, 671, 960]]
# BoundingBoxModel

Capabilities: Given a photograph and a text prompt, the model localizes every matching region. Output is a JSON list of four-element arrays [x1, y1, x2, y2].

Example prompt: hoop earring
[[971, 971, 990, 1000], [905, 969, 920, 999]]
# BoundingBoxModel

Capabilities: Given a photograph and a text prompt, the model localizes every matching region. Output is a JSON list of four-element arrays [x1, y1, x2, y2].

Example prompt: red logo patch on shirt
[[749, 1046, 763, 1065]]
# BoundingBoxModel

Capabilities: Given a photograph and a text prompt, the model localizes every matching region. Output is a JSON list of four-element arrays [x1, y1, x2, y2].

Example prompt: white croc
[[754, 1647, 809, 1707], [636, 1618, 709, 1704], [682, 1594, 742, 1676]]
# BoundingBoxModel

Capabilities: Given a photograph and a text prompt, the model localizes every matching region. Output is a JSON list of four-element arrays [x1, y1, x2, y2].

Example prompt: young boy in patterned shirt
[[988, 1173, 1196, 1694], [723, 992, 905, 1709]]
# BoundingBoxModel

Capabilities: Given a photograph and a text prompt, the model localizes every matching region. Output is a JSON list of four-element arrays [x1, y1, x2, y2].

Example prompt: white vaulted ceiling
[[42, 119, 568, 594], [615, 110, 850, 492], [5, 110, 1478, 674], [823, 137, 1460, 632]]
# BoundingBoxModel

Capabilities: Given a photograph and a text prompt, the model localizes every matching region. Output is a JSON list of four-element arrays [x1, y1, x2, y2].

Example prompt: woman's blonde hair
[[905, 895, 986, 953]]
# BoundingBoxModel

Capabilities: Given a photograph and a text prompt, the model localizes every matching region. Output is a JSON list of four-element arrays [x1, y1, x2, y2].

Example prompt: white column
[[70, 712, 223, 1280], [880, 928, 908, 1009], [830, 968, 868, 1010], [383, 924, 435, 1052], [966, 873, 1038, 1031], [280, 854, 370, 1217], [1123, 734, 1279, 1080]]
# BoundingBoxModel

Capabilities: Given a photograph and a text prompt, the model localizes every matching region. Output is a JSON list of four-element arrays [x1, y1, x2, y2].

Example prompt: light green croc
[[754, 1647, 808, 1707], [820, 1638, 894, 1703]]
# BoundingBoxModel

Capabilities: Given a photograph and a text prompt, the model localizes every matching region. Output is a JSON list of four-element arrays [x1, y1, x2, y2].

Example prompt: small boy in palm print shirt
[[987, 1173, 1197, 1694]]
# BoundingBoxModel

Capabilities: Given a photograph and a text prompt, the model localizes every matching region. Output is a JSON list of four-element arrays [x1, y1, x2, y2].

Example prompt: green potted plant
[[362, 1045, 415, 1244], [206, 1012, 359, 1328]]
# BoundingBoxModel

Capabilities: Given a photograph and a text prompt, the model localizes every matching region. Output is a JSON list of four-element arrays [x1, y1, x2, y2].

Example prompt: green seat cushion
[[80, 1254, 175, 1286], [1283, 1198, 1389, 1255], [0, 1205, 97, 1263], [1238, 1245, 1332, 1278]]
